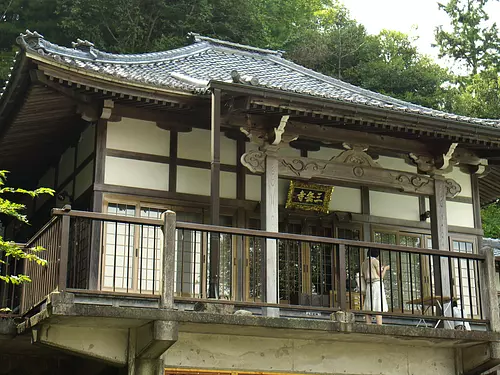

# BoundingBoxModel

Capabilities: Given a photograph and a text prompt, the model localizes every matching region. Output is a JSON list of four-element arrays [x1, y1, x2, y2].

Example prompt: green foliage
[[482, 203, 500, 239], [352, 30, 451, 108], [435, 0, 500, 74], [0, 170, 53, 286]]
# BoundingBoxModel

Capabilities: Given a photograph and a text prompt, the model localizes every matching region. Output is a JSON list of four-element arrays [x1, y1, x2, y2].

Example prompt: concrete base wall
[[164, 332, 457, 375]]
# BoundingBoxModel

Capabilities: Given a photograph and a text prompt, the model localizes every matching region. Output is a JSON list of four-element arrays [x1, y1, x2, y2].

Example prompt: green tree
[[353, 30, 450, 109], [482, 203, 500, 238], [435, 0, 500, 74], [0, 171, 53, 302], [287, 1, 367, 79]]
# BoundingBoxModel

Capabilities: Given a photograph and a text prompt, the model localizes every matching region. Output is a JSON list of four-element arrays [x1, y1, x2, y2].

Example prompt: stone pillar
[[261, 145, 279, 317]]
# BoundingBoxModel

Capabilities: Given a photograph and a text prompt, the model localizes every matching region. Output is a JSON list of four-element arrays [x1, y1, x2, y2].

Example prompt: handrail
[[52, 208, 162, 226], [25, 216, 59, 247], [50, 208, 485, 261], [176, 221, 485, 260]]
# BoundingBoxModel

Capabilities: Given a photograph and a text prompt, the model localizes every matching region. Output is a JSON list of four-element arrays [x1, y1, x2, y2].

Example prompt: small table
[[406, 296, 457, 328]]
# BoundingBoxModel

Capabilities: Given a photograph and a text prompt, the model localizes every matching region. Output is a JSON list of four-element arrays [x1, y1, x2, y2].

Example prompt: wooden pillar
[[361, 186, 371, 242], [261, 145, 279, 317], [89, 116, 108, 290], [471, 174, 483, 249], [209, 88, 221, 298], [430, 176, 451, 304]]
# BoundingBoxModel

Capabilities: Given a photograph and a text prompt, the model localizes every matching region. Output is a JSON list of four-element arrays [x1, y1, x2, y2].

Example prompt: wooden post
[[160, 211, 176, 309], [471, 174, 483, 249], [58, 213, 71, 292], [430, 176, 451, 311], [209, 88, 221, 299], [338, 244, 347, 311], [261, 145, 279, 317], [89, 117, 108, 290]]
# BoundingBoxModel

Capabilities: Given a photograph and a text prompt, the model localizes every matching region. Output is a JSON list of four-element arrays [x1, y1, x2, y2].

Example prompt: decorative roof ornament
[[16, 30, 45, 52], [231, 70, 259, 86], [71, 39, 98, 58]]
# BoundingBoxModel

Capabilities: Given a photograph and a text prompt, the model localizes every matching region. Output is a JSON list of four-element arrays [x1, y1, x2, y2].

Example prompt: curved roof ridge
[[17, 31, 212, 65], [192, 34, 283, 56]]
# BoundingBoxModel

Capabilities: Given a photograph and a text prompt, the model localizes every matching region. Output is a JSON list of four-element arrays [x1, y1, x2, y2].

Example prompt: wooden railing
[[11, 208, 490, 328]]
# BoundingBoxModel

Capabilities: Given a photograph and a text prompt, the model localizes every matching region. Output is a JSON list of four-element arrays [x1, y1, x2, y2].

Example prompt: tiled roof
[[5, 30, 500, 127]]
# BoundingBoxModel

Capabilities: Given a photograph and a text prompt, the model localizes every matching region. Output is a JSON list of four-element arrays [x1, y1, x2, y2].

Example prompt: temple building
[[0, 30, 500, 375]]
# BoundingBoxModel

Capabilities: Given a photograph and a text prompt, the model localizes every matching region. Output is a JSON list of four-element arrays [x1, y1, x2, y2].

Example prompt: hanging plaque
[[285, 181, 334, 214]]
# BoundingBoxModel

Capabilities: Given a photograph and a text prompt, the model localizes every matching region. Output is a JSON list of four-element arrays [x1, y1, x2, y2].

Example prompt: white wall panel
[[246, 174, 261, 201], [370, 191, 420, 221], [221, 172, 237, 199], [329, 186, 362, 213], [377, 155, 416, 173], [105, 156, 169, 191], [278, 178, 290, 205], [178, 128, 237, 165], [107, 117, 170, 156], [221, 135, 237, 166], [77, 124, 95, 166], [177, 166, 210, 196], [58, 147, 75, 185], [178, 128, 209, 161], [447, 202, 474, 228], [446, 168, 472, 197], [75, 161, 94, 199]]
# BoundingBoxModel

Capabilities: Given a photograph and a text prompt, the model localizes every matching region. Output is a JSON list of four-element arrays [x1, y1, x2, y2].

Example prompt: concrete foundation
[[164, 332, 457, 375]]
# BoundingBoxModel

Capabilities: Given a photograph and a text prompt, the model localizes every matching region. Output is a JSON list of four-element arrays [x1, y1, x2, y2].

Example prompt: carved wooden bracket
[[332, 144, 381, 168], [241, 150, 462, 198], [410, 145, 488, 176]]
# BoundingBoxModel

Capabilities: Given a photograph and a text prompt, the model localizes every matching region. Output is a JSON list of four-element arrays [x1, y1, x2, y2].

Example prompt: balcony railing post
[[480, 246, 500, 332], [338, 244, 347, 311], [161, 210, 176, 309], [58, 212, 71, 292]]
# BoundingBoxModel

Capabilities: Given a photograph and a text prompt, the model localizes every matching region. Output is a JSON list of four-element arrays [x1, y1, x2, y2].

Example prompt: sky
[[341, 0, 500, 71]]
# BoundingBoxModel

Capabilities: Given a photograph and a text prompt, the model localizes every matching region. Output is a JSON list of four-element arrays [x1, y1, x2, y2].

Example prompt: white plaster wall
[[77, 124, 95, 166], [178, 128, 236, 165], [221, 172, 237, 199], [370, 191, 420, 221], [377, 155, 417, 173], [176, 167, 237, 199], [104, 156, 169, 191], [329, 186, 362, 213], [447, 201, 475, 228], [74, 161, 94, 199], [107, 117, 170, 156], [309, 146, 342, 161], [246, 174, 261, 201], [165, 332, 456, 375], [177, 166, 209, 196], [58, 147, 75, 185], [446, 168, 472, 197]]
